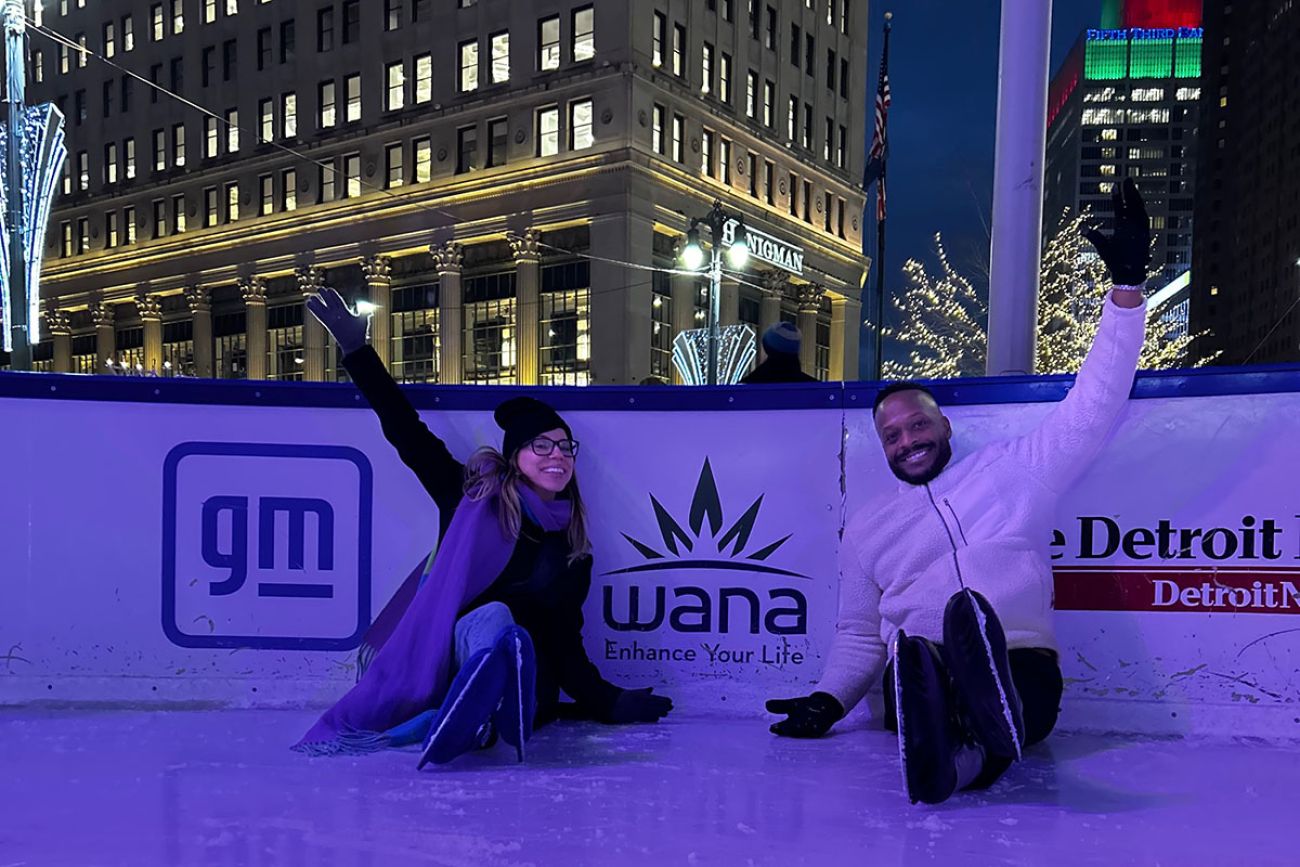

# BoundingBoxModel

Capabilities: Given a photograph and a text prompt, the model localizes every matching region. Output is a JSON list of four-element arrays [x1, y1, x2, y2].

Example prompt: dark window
[[318, 6, 334, 53], [121, 76, 133, 112], [257, 28, 271, 71], [150, 63, 162, 103], [202, 46, 214, 87], [765, 6, 776, 50], [342, 0, 360, 44], [791, 24, 801, 67], [281, 20, 296, 63], [222, 40, 237, 82], [413, 0, 430, 22], [488, 117, 508, 167], [170, 57, 184, 94], [456, 125, 478, 174]]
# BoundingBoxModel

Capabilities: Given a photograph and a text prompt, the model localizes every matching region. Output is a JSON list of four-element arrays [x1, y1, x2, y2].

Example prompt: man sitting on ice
[[766, 179, 1152, 804]]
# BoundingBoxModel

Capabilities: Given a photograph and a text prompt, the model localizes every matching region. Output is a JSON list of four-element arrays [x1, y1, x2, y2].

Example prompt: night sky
[[858, 0, 1103, 376]]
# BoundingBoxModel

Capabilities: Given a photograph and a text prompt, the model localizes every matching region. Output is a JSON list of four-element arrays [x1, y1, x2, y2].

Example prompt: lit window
[[226, 181, 239, 222], [414, 54, 433, 103], [414, 137, 432, 183], [259, 98, 273, 142], [205, 117, 218, 157], [174, 194, 186, 232], [459, 40, 479, 92], [282, 169, 297, 211], [282, 92, 297, 138], [345, 73, 361, 122], [490, 32, 510, 84], [539, 16, 560, 71], [702, 42, 714, 94], [572, 6, 594, 61], [173, 123, 186, 166], [344, 153, 361, 197], [387, 62, 405, 111], [651, 104, 665, 154], [225, 108, 239, 152], [260, 174, 274, 215], [569, 99, 593, 150], [319, 81, 336, 128], [537, 106, 559, 156], [386, 143, 404, 188], [672, 113, 684, 162]]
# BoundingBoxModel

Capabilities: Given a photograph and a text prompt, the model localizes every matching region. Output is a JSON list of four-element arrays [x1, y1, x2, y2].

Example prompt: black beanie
[[495, 396, 572, 458]]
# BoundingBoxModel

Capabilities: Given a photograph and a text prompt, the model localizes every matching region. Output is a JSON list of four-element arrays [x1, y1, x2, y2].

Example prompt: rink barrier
[[3, 363, 1300, 740]]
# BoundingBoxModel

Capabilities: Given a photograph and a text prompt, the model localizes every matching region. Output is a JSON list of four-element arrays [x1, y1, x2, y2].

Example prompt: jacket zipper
[[943, 498, 970, 546], [925, 484, 968, 591]]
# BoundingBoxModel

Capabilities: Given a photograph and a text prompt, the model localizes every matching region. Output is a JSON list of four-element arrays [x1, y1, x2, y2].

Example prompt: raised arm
[[307, 288, 465, 514], [1018, 178, 1151, 493]]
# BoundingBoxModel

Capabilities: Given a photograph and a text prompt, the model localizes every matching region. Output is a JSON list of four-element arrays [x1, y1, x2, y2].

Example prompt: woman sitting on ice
[[295, 289, 672, 766]]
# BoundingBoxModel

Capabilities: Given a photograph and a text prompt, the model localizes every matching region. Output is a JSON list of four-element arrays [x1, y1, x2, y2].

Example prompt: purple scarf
[[294, 481, 572, 753]]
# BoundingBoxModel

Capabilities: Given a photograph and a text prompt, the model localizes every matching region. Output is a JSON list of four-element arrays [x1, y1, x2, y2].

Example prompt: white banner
[[3, 376, 1299, 738]]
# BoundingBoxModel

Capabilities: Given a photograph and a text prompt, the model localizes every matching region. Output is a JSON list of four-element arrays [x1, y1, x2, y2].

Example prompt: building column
[[433, 242, 464, 385], [90, 302, 115, 373], [297, 266, 328, 382], [589, 210, 654, 384], [240, 277, 268, 380], [829, 295, 862, 382], [46, 307, 72, 373], [137, 293, 163, 374], [758, 271, 786, 357], [361, 255, 393, 367], [797, 283, 824, 377], [186, 286, 214, 378], [510, 230, 542, 385], [670, 267, 698, 385], [720, 279, 740, 328]]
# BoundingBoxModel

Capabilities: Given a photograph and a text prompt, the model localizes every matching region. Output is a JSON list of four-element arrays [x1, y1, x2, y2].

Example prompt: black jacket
[[343, 345, 622, 724], [741, 353, 819, 384]]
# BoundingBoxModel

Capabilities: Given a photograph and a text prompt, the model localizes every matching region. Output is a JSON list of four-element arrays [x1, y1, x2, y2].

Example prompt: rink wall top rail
[[3, 363, 1300, 412]]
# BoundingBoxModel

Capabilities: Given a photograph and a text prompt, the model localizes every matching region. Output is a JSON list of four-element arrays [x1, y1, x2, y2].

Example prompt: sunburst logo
[[604, 459, 808, 579]]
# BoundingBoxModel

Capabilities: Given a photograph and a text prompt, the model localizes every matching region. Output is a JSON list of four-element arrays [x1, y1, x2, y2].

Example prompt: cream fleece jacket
[[817, 297, 1147, 714]]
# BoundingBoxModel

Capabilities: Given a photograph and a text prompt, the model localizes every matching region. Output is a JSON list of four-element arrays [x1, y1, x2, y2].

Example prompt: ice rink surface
[[1, 708, 1292, 866]]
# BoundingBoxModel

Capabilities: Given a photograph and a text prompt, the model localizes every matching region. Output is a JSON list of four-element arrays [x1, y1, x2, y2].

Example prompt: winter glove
[[766, 691, 844, 738], [305, 287, 370, 356], [1082, 177, 1151, 287], [607, 687, 674, 724]]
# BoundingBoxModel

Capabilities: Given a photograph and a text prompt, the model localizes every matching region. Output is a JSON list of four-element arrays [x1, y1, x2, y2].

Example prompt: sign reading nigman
[[722, 219, 804, 276]]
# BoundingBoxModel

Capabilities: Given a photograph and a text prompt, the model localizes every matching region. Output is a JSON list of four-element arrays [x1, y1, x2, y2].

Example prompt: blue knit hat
[[762, 322, 802, 356]]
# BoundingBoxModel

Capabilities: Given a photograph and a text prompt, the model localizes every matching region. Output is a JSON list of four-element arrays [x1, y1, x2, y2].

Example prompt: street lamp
[[679, 200, 747, 385]]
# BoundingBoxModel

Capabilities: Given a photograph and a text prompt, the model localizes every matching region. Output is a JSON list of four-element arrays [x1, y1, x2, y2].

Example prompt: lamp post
[[679, 200, 749, 385]]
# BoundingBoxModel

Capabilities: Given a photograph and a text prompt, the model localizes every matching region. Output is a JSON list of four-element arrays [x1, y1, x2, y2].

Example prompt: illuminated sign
[[1087, 26, 1204, 40]]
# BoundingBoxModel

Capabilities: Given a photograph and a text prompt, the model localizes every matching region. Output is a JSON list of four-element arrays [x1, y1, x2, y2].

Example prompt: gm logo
[[162, 442, 373, 650]]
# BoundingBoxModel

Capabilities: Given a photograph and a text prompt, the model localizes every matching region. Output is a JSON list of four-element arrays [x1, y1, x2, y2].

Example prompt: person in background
[[741, 322, 819, 384]]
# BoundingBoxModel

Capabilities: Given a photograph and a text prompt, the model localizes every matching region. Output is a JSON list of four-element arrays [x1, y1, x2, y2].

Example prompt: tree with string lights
[[879, 211, 1219, 379]]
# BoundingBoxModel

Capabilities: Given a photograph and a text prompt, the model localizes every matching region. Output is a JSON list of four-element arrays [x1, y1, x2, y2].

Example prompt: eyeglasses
[[528, 436, 580, 458]]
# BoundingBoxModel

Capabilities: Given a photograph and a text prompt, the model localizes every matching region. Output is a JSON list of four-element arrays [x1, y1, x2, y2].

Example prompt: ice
[[0, 708, 1292, 865]]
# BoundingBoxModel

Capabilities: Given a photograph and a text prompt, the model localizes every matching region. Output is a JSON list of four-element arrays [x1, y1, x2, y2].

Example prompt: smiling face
[[513, 427, 575, 499], [874, 390, 954, 486]]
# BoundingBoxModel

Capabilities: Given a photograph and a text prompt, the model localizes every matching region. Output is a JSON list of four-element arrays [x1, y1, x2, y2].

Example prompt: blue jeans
[[454, 601, 516, 666]]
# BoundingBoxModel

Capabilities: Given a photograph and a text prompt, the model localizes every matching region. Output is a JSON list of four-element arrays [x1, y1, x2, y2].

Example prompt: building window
[[652, 12, 666, 67], [123, 15, 135, 50], [823, 191, 832, 231], [267, 303, 305, 381], [806, 34, 814, 75], [414, 54, 432, 103], [391, 284, 440, 383], [764, 159, 774, 204], [788, 171, 798, 215], [223, 38, 237, 81], [151, 5, 164, 41], [672, 23, 685, 76], [701, 128, 714, 176], [225, 108, 239, 152], [281, 19, 296, 63], [765, 5, 776, 50], [282, 92, 297, 138], [837, 125, 847, 169], [672, 113, 684, 162], [203, 187, 218, 226], [345, 73, 361, 122], [803, 103, 813, 149], [343, 152, 361, 197], [226, 182, 239, 221], [123, 205, 136, 243], [33, 49, 43, 83], [824, 117, 832, 161], [259, 98, 274, 142], [540, 262, 591, 386], [787, 96, 798, 141], [413, 0, 430, 22], [202, 46, 215, 87], [720, 52, 732, 103], [319, 80, 336, 128], [568, 99, 594, 151], [827, 49, 836, 92], [214, 313, 247, 379], [746, 71, 758, 118], [651, 103, 665, 154], [385, 143, 404, 187], [840, 58, 849, 99], [537, 107, 559, 157], [173, 123, 186, 166], [153, 128, 166, 171], [572, 5, 594, 62], [720, 138, 732, 184], [837, 198, 846, 238], [384, 0, 402, 32], [464, 273, 518, 385], [282, 168, 298, 211], [76, 150, 88, 190], [802, 179, 812, 222], [319, 162, 336, 202], [488, 117, 508, 167], [106, 211, 120, 247], [702, 42, 714, 94], [414, 137, 432, 182], [459, 40, 479, 92], [490, 32, 510, 84], [539, 16, 560, 71], [763, 80, 774, 127], [173, 193, 187, 232], [747, 153, 757, 196], [258, 27, 271, 70], [61, 221, 72, 257], [386, 61, 405, 111], [105, 22, 117, 57], [105, 142, 119, 184], [152, 198, 167, 238], [651, 267, 672, 378], [170, 56, 183, 94], [456, 125, 477, 173], [317, 6, 334, 52], [124, 138, 136, 179], [342, 0, 360, 44]]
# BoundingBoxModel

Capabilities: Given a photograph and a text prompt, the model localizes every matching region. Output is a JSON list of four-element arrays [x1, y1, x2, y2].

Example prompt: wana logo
[[601, 459, 809, 635]]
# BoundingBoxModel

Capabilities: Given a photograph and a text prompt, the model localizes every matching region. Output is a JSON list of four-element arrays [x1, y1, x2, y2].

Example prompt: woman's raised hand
[[305, 287, 370, 356]]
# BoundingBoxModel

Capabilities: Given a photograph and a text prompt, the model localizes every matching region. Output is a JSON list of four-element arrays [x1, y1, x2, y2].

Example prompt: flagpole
[[871, 13, 892, 381]]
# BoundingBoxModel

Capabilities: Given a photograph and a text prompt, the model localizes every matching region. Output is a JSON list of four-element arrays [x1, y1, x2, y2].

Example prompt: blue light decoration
[[672, 325, 757, 386], [0, 102, 67, 351]]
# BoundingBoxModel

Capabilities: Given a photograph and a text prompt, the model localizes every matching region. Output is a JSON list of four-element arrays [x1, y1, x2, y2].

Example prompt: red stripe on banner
[[1054, 568, 1300, 614]]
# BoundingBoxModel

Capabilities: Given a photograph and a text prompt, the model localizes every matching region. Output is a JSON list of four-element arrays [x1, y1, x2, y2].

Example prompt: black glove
[[766, 691, 844, 738], [1082, 177, 1151, 287], [607, 687, 673, 724]]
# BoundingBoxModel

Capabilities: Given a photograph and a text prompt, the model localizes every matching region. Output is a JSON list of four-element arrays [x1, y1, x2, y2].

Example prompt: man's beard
[[889, 439, 954, 486]]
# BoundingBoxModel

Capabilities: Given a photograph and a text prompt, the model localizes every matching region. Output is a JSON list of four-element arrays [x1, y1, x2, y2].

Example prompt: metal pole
[[873, 203, 886, 380], [4, 0, 30, 370], [706, 243, 721, 385], [985, 0, 1052, 376]]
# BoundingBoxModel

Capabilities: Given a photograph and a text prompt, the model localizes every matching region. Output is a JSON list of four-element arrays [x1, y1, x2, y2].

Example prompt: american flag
[[863, 20, 892, 222]]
